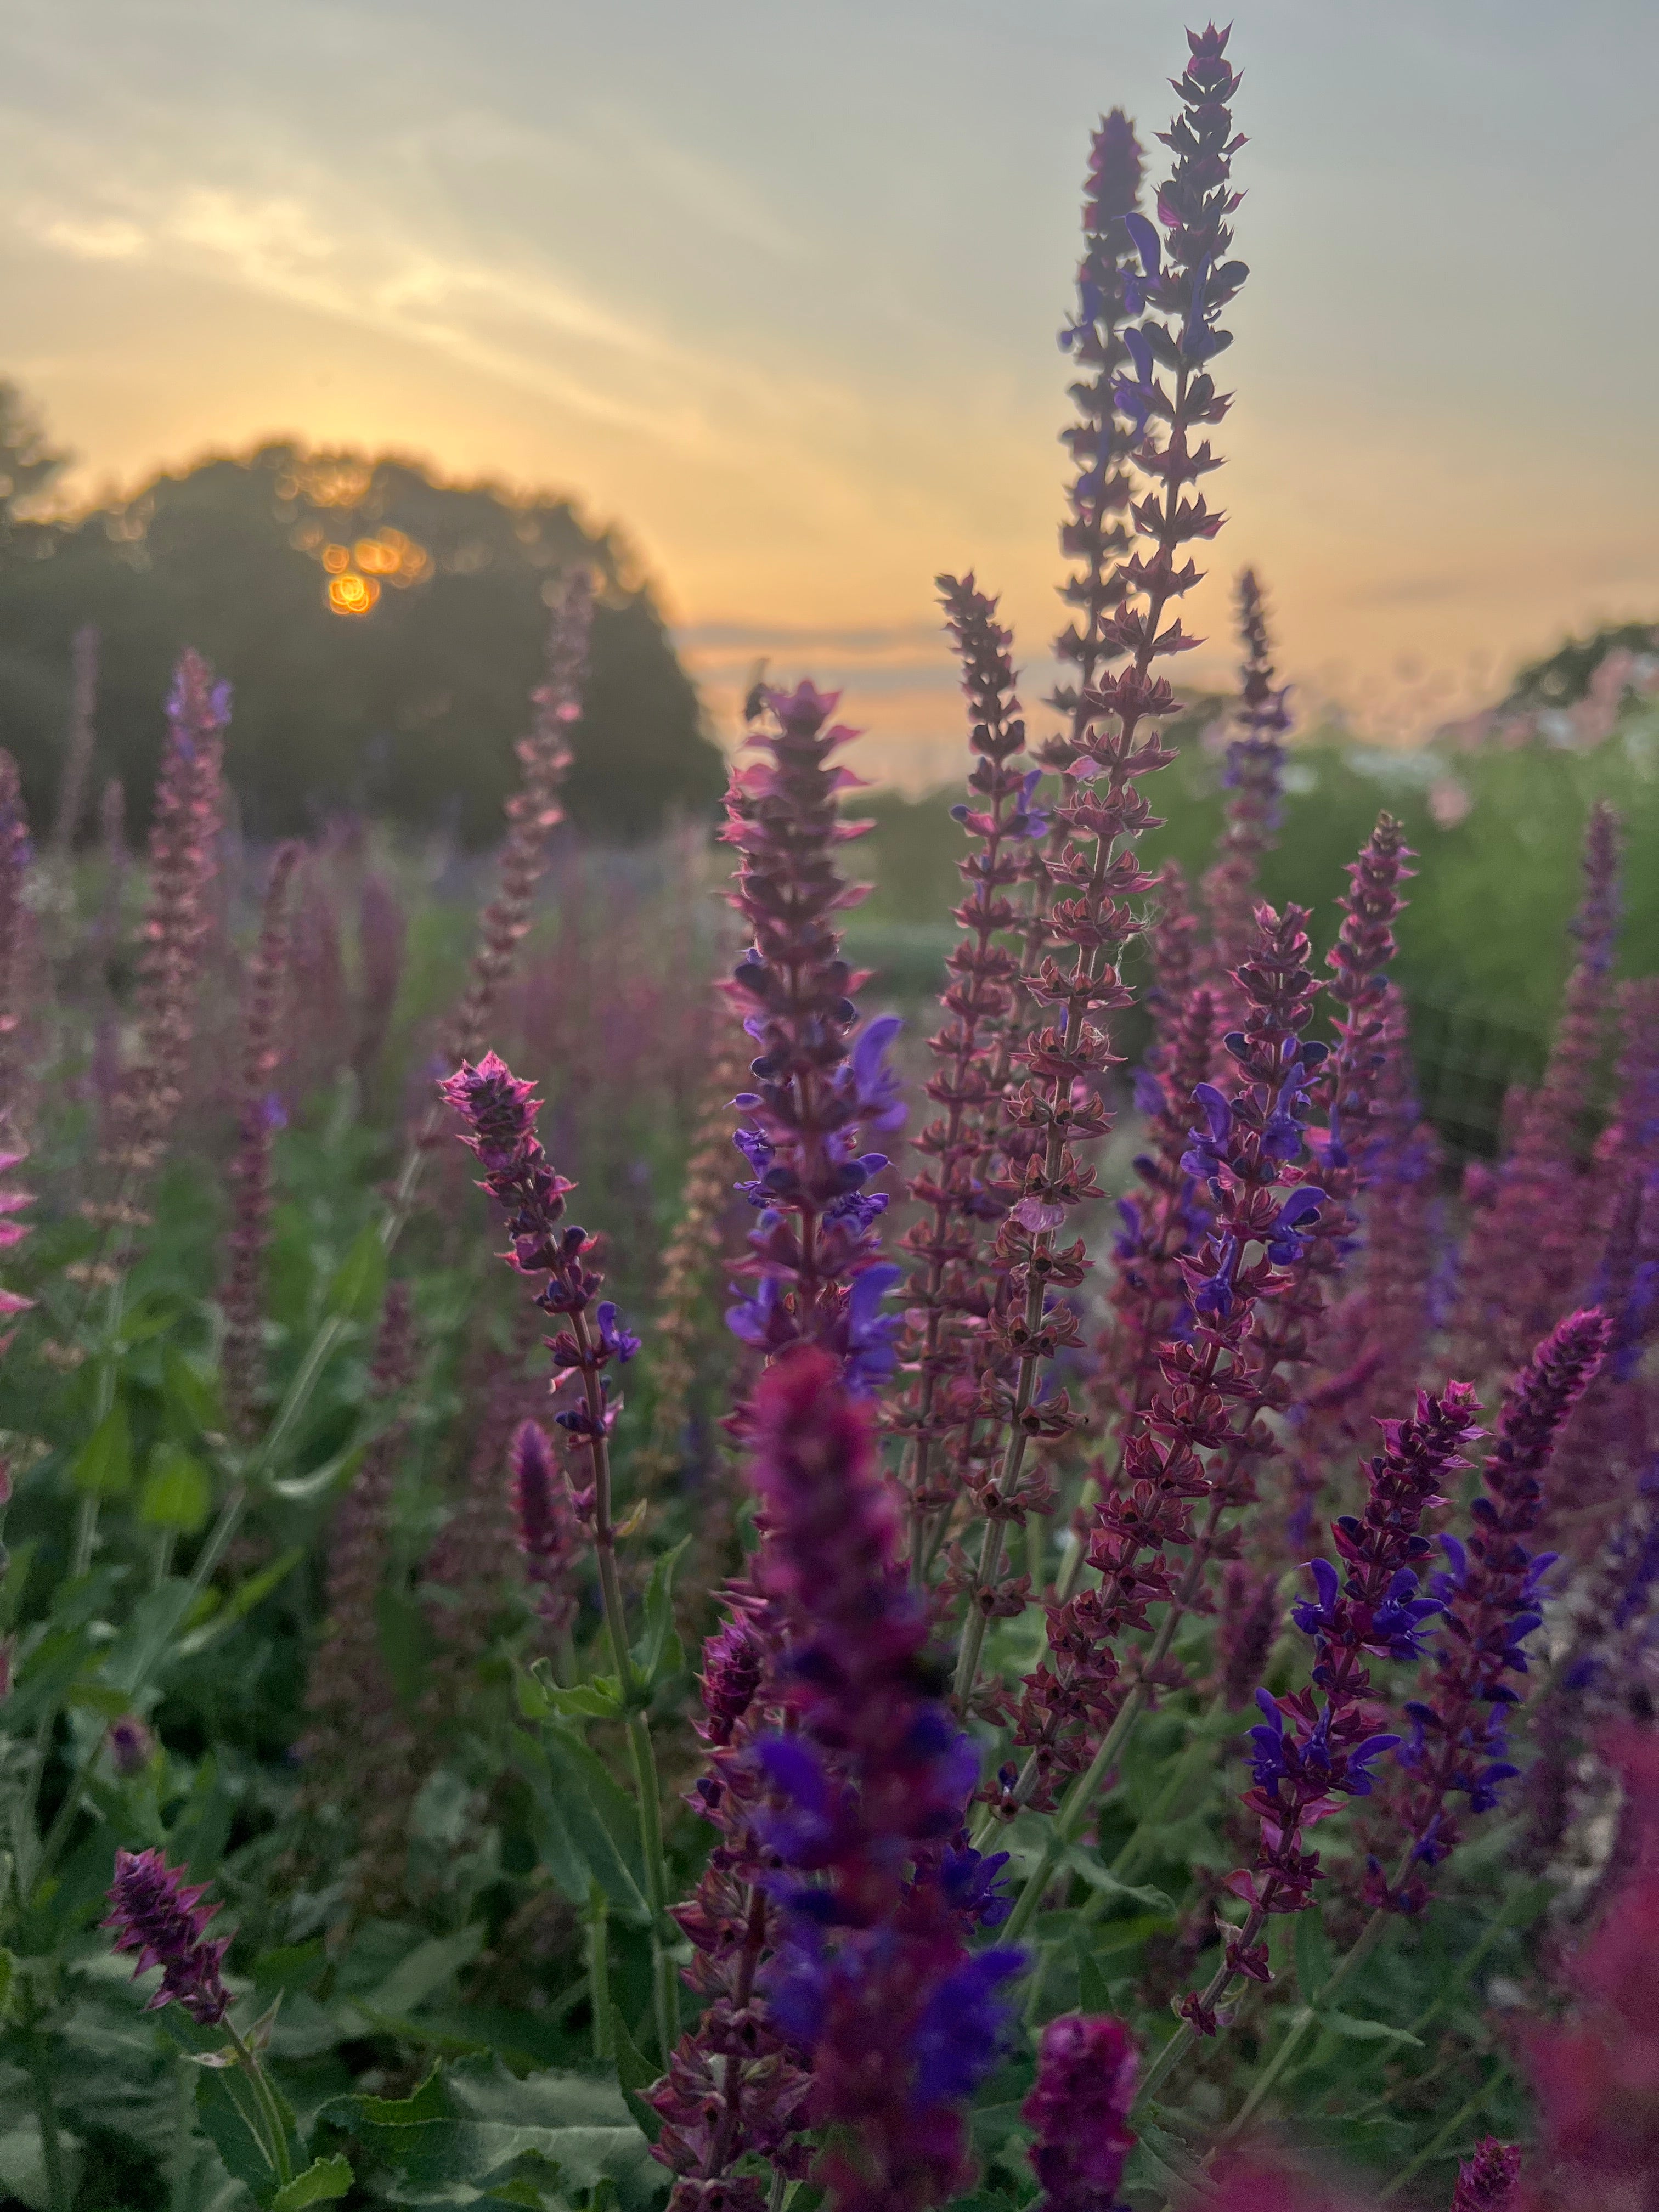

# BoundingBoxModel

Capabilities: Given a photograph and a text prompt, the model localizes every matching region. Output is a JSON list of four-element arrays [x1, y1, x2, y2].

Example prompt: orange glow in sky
[[2, 2, 1655, 784]]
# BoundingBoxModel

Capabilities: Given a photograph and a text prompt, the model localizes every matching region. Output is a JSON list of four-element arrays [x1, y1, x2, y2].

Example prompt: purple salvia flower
[[742, 1347, 1021, 2212], [1023, 2013, 1137, 2212], [1203, 570, 1291, 1000], [0, 749, 35, 1115], [1008, 904, 1322, 1818], [695, 1617, 764, 1750], [50, 621, 98, 859], [103, 1847, 232, 2024], [439, 571, 590, 1076], [1168, 1383, 1483, 2027], [1369, 1308, 1612, 1912], [1215, 1559, 1283, 1711], [894, 577, 1050, 1549], [1456, 804, 1621, 1378], [106, 1715, 155, 1776], [353, 867, 408, 1086], [509, 1418, 578, 1640], [972, 33, 1251, 1689], [221, 841, 302, 1439], [719, 680, 905, 1400], [651, 1588, 815, 2205], [1053, 108, 1146, 732], [299, 1285, 425, 1914], [1451, 2139, 1522, 2212], [95, 650, 228, 1241]]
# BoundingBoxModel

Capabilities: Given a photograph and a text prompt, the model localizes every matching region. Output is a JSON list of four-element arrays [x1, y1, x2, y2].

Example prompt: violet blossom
[[743, 1347, 1021, 2212], [103, 1847, 232, 2025], [1182, 1383, 1484, 2021], [1374, 1308, 1613, 1910], [1023, 2013, 1137, 2212], [720, 681, 907, 1403]]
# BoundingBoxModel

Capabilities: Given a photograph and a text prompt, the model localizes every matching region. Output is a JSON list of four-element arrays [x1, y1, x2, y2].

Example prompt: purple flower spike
[[1024, 2013, 1137, 2212], [103, 1847, 232, 2024], [1452, 2138, 1522, 2212], [742, 1348, 1022, 2212], [106, 1716, 155, 1776], [1374, 1308, 1613, 1910]]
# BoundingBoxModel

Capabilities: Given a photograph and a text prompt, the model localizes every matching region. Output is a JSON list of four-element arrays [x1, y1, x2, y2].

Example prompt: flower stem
[[586, 1882, 613, 2062], [223, 2017, 294, 2189], [1376, 2071, 1504, 2203], [27, 2029, 70, 2212], [570, 1304, 678, 2061]]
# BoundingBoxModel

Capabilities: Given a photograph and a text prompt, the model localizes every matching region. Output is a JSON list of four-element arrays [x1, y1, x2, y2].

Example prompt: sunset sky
[[2, 0, 1655, 786]]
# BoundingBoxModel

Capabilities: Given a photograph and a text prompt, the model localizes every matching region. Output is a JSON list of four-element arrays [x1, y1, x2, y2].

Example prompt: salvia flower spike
[[103, 1847, 232, 2025], [720, 681, 905, 1398], [740, 1348, 1021, 2212]]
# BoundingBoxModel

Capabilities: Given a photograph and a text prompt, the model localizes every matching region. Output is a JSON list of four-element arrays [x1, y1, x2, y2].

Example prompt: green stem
[[1377, 2073, 1502, 2203], [170, 2051, 198, 2212], [1000, 1676, 1160, 1940], [1401, 1883, 1536, 2044], [27, 2029, 71, 2212], [1159, 1911, 1389, 2132], [586, 1882, 613, 2062], [35, 1289, 362, 1887], [30, 1730, 106, 1896], [1052, 1476, 1100, 1606], [68, 1274, 129, 1581], [223, 2018, 294, 2189], [571, 1306, 677, 2062], [628, 1711, 679, 2061]]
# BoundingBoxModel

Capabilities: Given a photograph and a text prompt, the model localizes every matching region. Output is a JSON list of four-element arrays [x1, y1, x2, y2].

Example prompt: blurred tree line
[[0, 380, 726, 843]]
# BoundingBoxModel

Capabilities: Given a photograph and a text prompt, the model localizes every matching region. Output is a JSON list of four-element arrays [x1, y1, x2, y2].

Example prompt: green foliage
[[853, 699, 1659, 1149], [0, 426, 726, 845]]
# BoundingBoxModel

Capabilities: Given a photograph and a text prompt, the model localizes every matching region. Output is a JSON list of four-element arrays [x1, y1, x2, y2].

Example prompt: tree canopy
[[0, 412, 725, 843]]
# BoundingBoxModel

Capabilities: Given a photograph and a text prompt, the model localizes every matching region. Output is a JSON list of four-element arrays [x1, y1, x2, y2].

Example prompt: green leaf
[[101, 1579, 197, 1692], [540, 1678, 627, 1723], [515, 1658, 627, 1723], [1295, 1910, 1334, 2004], [268, 1440, 363, 1504], [271, 2154, 353, 2209], [174, 1549, 304, 1657], [321, 2060, 662, 2208], [163, 1346, 225, 1441], [1137, 2121, 1217, 2198], [1060, 1852, 1176, 1917], [324, 1222, 386, 1323], [0, 1947, 16, 2024], [139, 1442, 214, 1533], [1318, 2009, 1423, 2049], [66, 1679, 135, 1718], [69, 1400, 131, 1498], [540, 1728, 650, 1923], [1091, 1910, 1175, 1960], [630, 1537, 691, 1688], [359, 1924, 487, 2021], [1071, 1932, 1114, 2016], [610, 2008, 662, 2141], [195, 2063, 296, 2203], [510, 1733, 593, 1906], [253, 1940, 326, 1996]]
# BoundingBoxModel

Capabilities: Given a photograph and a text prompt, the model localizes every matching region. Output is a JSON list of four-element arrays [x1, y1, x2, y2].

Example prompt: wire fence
[[1402, 992, 1548, 1161]]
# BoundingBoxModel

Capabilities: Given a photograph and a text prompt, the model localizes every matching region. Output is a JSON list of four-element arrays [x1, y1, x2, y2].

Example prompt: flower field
[[0, 23, 1656, 2212]]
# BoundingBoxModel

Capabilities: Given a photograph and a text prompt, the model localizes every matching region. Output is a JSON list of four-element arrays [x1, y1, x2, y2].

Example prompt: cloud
[[33, 213, 148, 261]]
